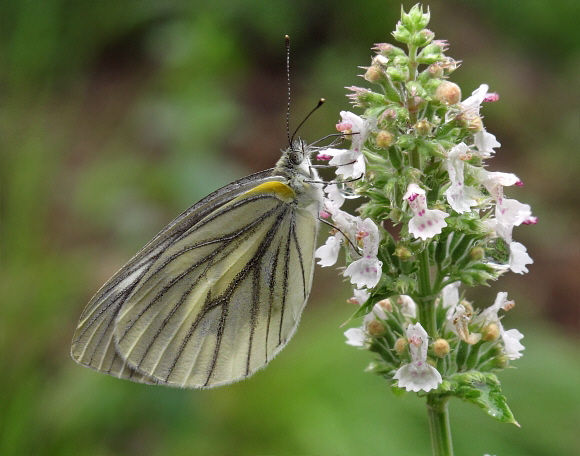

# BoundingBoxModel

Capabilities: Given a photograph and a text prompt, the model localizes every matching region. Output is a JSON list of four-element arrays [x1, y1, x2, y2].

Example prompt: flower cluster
[[316, 180, 383, 290], [318, 5, 532, 423]]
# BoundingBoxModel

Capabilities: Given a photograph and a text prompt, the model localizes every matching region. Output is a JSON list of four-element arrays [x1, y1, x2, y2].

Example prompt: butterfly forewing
[[112, 181, 319, 388], [71, 170, 279, 383]]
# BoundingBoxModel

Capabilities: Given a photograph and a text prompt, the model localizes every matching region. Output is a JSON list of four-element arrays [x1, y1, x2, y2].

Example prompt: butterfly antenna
[[285, 36, 325, 148], [285, 35, 292, 147], [290, 98, 325, 146]]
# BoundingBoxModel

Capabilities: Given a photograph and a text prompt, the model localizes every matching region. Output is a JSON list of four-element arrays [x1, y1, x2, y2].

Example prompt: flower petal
[[344, 257, 383, 288], [393, 362, 442, 392], [344, 327, 366, 347], [315, 236, 342, 267]]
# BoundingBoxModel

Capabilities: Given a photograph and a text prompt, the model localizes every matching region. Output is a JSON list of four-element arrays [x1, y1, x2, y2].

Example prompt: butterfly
[[71, 139, 326, 388]]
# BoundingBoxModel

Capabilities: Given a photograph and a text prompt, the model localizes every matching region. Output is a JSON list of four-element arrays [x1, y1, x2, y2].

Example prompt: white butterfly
[[71, 141, 324, 388]]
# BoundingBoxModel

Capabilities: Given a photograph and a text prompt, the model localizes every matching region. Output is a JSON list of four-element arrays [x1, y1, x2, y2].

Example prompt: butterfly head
[[276, 139, 309, 176], [287, 146, 304, 167]]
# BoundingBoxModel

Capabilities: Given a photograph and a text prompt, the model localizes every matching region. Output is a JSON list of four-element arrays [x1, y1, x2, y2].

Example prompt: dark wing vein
[[264, 244, 280, 363], [163, 206, 290, 384], [87, 288, 133, 365], [278, 212, 294, 346], [246, 266, 261, 375], [291, 219, 308, 299], [204, 301, 230, 387]]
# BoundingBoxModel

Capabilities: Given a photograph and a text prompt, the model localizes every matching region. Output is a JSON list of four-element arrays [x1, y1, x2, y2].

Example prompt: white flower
[[508, 241, 533, 274], [502, 328, 525, 359], [474, 292, 511, 326], [344, 327, 366, 347], [460, 84, 490, 116], [474, 168, 521, 199], [337, 111, 367, 154], [442, 281, 462, 334], [328, 111, 368, 179], [345, 295, 388, 349], [443, 308, 459, 335], [496, 198, 532, 228], [344, 218, 382, 288], [473, 292, 525, 360], [483, 217, 510, 241], [398, 295, 417, 318], [474, 130, 500, 157], [315, 199, 359, 267], [326, 148, 366, 179], [474, 168, 531, 227], [324, 183, 345, 209], [315, 235, 342, 267], [393, 323, 442, 392], [320, 195, 341, 220], [445, 143, 481, 213], [343, 257, 380, 289], [404, 183, 449, 240]]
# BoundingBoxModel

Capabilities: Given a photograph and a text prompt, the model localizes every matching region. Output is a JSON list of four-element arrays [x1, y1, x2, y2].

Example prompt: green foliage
[[448, 372, 517, 425]]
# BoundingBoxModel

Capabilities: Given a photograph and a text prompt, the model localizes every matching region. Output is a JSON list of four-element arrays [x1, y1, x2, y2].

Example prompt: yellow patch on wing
[[244, 182, 295, 202]]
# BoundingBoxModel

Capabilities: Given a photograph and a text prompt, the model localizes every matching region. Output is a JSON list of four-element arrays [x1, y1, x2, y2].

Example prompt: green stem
[[427, 395, 454, 456], [408, 45, 418, 82], [408, 44, 419, 125], [417, 247, 436, 337], [408, 40, 452, 456], [417, 248, 431, 296]]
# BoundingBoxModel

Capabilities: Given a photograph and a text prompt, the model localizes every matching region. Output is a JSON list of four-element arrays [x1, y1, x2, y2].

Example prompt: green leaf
[[449, 372, 519, 425]]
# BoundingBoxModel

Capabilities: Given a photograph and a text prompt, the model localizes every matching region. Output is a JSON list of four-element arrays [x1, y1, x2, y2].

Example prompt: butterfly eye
[[289, 150, 303, 165]]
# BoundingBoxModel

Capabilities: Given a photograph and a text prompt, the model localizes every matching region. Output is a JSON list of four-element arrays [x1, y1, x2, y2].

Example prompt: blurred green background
[[1, 1, 579, 455]]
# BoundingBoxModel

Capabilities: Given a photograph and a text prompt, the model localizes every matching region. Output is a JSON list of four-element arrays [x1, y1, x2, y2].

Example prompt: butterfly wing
[[114, 181, 320, 388], [71, 170, 279, 383], [71, 173, 321, 388]]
